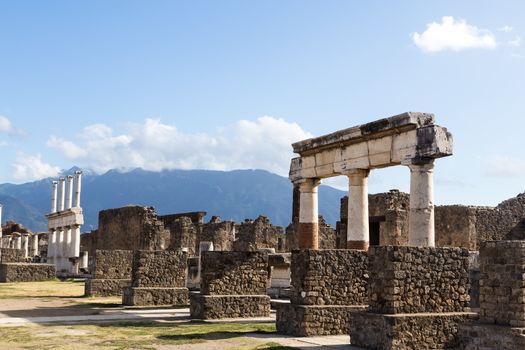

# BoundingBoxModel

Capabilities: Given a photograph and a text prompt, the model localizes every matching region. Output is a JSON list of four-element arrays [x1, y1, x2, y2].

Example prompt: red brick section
[[347, 240, 369, 250], [298, 223, 318, 249]]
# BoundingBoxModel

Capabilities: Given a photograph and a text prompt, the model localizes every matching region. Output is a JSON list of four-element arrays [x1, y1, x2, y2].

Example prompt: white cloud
[[508, 35, 521, 47], [12, 153, 60, 181], [499, 25, 513, 33], [47, 116, 313, 176], [412, 16, 497, 53], [0, 116, 13, 133]]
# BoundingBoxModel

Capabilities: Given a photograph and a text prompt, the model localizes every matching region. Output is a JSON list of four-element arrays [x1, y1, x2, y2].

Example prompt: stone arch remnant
[[289, 112, 452, 250]]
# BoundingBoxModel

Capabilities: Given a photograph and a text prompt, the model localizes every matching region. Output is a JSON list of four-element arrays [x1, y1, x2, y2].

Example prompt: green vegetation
[[0, 321, 284, 350]]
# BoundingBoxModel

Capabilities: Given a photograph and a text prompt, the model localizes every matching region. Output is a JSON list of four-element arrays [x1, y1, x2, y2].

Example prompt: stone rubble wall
[[368, 246, 471, 314], [91, 250, 133, 279], [350, 312, 476, 350], [199, 220, 234, 251], [233, 216, 286, 252], [290, 249, 368, 306], [130, 250, 187, 288], [479, 240, 525, 327], [165, 216, 199, 256], [123, 287, 188, 306], [0, 248, 26, 263], [285, 216, 337, 251], [0, 263, 56, 282], [189, 293, 270, 319], [200, 251, 268, 295]]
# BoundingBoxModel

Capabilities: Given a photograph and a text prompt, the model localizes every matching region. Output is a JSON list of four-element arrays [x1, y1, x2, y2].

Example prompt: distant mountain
[[0, 168, 346, 232]]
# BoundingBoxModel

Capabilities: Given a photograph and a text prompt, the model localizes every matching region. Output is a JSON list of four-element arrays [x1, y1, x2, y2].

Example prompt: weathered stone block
[[458, 322, 525, 350], [368, 246, 471, 314], [130, 250, 187, 288], [122, 287, 189, 306], [0, 263, 55, 282], [200, 251, 268, 295], [189, 293, 270, 319], [350, 311, 476, 350], [479, 240, 525, 326], [84, 278, 130, 297], [290, 249, 368, 306], [0, 248, 26, 263], [276, 303, 366, 336]]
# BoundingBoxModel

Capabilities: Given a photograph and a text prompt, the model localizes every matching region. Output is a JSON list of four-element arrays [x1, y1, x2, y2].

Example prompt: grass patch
[[0, 321, 282, 350], [0, 280, 84, 299]]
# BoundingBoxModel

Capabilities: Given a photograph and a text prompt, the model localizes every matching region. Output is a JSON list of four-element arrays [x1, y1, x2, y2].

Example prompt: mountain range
[[0, 168, 346, 232]]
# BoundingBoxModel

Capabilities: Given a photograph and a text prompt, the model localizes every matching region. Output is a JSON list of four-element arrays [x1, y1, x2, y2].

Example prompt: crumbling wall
[[165, 216, 199, 255], [200, 251, 268, 295], [95, 206, 169, 252], [290, 249, 368, 306], [0, 263, 55, 282], [435, 205, 477, 250], [0, 248, 26, 263], [233, 216, 285, 252], [85, 249, 133, 297], [199, 217, 234, 251], [130, 250, 187, 288], [367, 246, 470, 314]]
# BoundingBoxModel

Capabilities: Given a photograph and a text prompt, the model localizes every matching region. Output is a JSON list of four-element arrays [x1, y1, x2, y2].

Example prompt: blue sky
[[0, 1, 523, 207]]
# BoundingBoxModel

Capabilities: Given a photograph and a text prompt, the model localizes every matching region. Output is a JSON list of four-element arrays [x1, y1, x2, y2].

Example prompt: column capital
[[341, 168, 370, 177], [293, 178, 321, 189]]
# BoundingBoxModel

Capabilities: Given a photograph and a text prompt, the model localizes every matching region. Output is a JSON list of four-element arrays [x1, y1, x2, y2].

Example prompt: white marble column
[[14, 234, 21, 250], [48, 230, 57, 264], [65, 226, 72, 258], [71, 225, 80, 257], [58, 178, 65, 212], [21, 234, 29, 258], [56, 228, 65, 269], [66, 175, 73, 209], [197, 241, 214, 285], [344, 169, 370, 250], [51, 181, 58, 213], [408, 160, 435, 247], [31, 234, 39, 257], [296, 178, 321, 250], [74, 170, 82, 207]]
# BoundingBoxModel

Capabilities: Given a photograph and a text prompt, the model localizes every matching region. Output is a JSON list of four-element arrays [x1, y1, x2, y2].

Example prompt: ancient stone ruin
[[46, 171, 84, 274], [190, 251, 271, 319]]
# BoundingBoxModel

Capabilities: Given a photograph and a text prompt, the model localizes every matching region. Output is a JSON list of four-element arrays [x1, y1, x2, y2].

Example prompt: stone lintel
[[47, 207, 84, 229], [292, 112, 434, 155]]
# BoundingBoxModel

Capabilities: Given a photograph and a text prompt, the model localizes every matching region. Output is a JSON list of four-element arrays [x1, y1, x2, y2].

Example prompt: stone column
[[71, 224, 80, 257], [58, 177, 65, 212], [296, 178, 321, 250], [51, 181, 58, 213], [48, 230, 57, 264], [74, 170, 82, 207], [65, 226, 72, 259], [56, 228, 64, 269], [344, 169, 370, 250], [31, 234, 39, 257], [14, 233, 21, 250], [21, 234, 29, 258], [197, 241, 214, 285], [66, 175, 73, 209], [408, 160, 435, 247]]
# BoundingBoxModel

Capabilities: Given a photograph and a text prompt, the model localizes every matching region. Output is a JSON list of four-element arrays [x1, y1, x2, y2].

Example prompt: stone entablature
[[289, 112, 453, 250]]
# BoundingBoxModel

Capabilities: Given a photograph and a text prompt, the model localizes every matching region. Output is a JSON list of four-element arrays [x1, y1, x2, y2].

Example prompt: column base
[[346, 240, 369, 250], [298, 223, 318, 249], [349, 311, 476, 350], [189, 293, 270, 319], [276, 304, 366, 336], [122, 287, 189, 306]]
